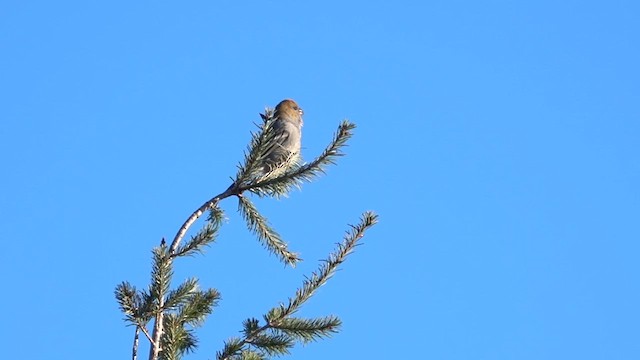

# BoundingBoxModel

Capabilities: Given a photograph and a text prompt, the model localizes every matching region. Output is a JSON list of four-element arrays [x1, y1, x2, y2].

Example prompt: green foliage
[[271, 316, 342, 344], [237, 195, 300, 266], [115, 108, 377, 360], [174, 205, 224, 258], [217, 212, 378, 360], [115, 281, 146, 325], [150, 244, 172, 302], [177, 288, 220, 326], [161, 314, 199, 360], [234, 108, 281, 186]]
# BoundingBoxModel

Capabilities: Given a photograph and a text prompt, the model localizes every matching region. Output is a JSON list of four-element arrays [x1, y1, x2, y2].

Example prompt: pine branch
[[148, 243, 173, 360], [149, 245, 172, 307], [115, 281, 140, 324], [217, 338, 244, 360], [132, 326, 140, 360], [173, 208, 222, 258], [270, 316, 341, 343], [149, 196, 228, 360], [163, 278, 199, 311], [236, 350, 266, 360], [217, 211, 378, 360], [116, 104, 367, 360], [161, 314, 199, 360], [272, 211, 378, 319], [177, 288, 220, 326], [234, 108, 282, 186], [237, 194, 301, 266], [158, 288, 219, 360], [115, 282, 157, 350], [246, 333, 294, 356], [169, 189, 236, 257]]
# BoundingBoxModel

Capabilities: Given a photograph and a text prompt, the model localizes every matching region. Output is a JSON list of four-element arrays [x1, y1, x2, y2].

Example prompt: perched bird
[[262, 99, 304, 175]]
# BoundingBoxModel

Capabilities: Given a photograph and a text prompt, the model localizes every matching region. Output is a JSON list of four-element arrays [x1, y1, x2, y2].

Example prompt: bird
[[261, 99, 304, 176]]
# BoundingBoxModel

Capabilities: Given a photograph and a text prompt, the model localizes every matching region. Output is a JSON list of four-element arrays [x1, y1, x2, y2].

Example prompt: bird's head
[[274, 99, 304, 125]]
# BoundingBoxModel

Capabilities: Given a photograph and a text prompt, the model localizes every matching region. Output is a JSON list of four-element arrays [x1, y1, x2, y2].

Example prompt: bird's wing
[[263, 127, 292, 159]]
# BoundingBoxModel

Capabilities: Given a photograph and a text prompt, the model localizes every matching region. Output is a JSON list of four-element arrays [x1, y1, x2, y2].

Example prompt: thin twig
[[137, 323, 155, 345], [169, 185, 238, 256]]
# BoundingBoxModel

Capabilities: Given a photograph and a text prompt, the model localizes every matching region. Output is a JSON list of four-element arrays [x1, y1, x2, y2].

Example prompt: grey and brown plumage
[[261, 99, 304, 175]]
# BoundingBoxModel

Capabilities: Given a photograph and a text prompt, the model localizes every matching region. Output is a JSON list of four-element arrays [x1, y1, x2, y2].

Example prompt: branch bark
[[132, 326, 139, 360], [147, 184, 238, 360]]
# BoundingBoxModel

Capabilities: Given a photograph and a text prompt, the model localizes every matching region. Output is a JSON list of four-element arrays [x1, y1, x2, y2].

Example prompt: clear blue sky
[[1, 1, 638, 359]]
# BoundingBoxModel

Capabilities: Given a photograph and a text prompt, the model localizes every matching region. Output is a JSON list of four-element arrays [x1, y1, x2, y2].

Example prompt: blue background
[[1, 1, 638, 359]]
